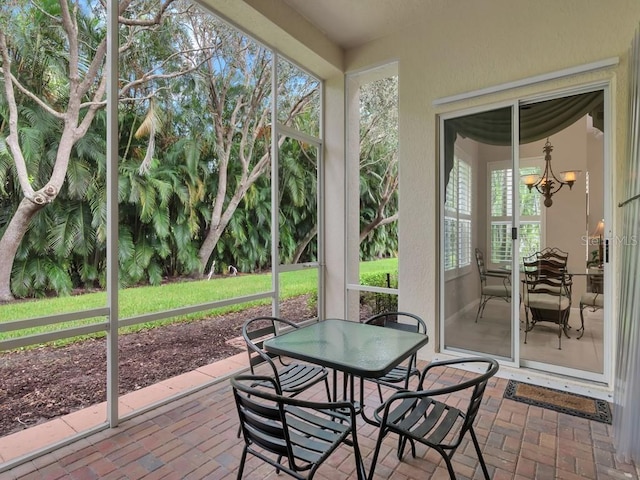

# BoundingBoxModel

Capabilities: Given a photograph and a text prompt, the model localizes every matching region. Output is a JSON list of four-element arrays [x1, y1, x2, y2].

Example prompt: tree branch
[[117, 0, 177, 26], [2, 69, 65, 119], [118, 48, 212, 95], [0, 31, 36, 199]]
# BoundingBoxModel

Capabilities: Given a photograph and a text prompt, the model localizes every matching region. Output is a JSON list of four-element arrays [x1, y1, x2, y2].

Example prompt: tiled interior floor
[[2, 355, 637, 480], [445, 303, 605, 374]]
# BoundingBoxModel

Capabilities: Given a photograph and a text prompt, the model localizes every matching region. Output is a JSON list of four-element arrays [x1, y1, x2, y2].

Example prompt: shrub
[[360, 271, 398, 314]]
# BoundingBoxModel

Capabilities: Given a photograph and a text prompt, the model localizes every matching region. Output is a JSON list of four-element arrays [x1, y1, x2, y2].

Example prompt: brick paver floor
[[2, 359, 638, 480]]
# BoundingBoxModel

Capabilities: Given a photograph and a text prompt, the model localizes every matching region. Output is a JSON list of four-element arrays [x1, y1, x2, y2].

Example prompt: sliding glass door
[[439, 88, 609, 383], [440, 105, 517, 362], [518, 92, 607, 380]]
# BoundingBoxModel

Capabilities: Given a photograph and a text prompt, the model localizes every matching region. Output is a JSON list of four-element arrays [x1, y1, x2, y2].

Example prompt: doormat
[[503, 380, 612, 424]]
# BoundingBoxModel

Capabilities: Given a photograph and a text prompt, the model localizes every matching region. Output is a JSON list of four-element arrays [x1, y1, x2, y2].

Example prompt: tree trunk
[[292, 226, 318, 264], [197, 188, 247, 274], [0, 199, 44, 302]]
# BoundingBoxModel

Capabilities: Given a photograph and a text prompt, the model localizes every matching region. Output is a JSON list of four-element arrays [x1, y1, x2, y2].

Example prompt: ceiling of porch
[[281, 0, 436, 49]]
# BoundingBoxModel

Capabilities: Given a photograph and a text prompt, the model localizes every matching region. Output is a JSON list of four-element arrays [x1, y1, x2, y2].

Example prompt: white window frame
[[487, 156, 546, 267], [444, 149, 473, 280], [345, 63, 400, 321]]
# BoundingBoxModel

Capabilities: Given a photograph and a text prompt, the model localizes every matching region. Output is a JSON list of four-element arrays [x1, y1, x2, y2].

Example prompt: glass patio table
[[263, 318, 429, 421]]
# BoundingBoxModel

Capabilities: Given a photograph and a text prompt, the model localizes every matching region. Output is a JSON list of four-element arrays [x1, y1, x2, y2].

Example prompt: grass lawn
[[0, 258, 398, 345]]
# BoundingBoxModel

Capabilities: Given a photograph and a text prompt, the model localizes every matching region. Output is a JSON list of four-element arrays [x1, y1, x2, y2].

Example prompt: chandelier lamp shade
[[521, 138, 581, 207]]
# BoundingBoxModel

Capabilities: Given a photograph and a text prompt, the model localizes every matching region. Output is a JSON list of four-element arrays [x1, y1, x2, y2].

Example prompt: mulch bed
[[0, 295, 315, 437]]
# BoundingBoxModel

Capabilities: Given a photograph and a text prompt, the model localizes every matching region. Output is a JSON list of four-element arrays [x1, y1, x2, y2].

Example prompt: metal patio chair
[[232, 374, 366, 480], [522, 249, 572, 349], [474, 248, 511, 322], [242, 316, 331, 399], [367, 357, 499, 480], [363, 311, 428, 402]]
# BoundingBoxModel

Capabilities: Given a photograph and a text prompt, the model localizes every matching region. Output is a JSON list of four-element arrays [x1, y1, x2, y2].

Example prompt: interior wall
[[522, 120, 588, 270], [343, 0, 640, 357], [521, 119, 599, 305]]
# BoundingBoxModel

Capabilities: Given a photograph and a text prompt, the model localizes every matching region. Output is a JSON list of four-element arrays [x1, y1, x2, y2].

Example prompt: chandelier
[[521, 139, 580, 207]]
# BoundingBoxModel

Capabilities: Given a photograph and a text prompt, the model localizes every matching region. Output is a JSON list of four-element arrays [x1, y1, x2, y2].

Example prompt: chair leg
[[377, 383, 384, 403], [236, 446, 247, 480], [470, 427, 491, 480], [476, 295, 490, 322], [324, 377, 332, 402], [367, 428, 387, 480], [350, 431, 366, 480], [475, 297, 484, 322], [396, 436, 415, 460], [557, 323, 562, 349], [578, 304, 586, 339], [434, 445, 457, 480]]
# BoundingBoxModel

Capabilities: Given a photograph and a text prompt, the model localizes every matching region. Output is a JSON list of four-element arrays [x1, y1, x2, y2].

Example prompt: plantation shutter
[[489, 163, 542, 264], [445, 156, 472, 273]]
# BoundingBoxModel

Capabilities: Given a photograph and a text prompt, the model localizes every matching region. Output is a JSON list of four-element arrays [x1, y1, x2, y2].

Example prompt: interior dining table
[[263, 318, 430, 423]]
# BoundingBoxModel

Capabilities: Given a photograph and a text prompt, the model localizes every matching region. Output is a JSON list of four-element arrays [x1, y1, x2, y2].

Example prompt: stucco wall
[[342, 0, 640, 358]]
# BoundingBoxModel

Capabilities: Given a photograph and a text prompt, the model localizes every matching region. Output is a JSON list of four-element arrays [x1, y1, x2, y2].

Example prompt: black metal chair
[[367, 357, 499, 480], [522, 249, 572, 349], [232, 374, 366, 480], [242, 316, 331, 399], [474, 248, 511, 322], [363, 311, 428, 402]]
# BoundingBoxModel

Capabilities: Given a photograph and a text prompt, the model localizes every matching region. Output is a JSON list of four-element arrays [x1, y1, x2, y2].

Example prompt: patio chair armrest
[[374, 357, 498, 423], [417, 357, 491, 389], [284, 398, 359, 425]]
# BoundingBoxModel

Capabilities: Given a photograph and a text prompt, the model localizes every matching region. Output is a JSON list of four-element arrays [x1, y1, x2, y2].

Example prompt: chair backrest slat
[[461, 378, 490, 434], [232, 374, 362, 478], [522, 249, 569, 299], [232, 376, 293, 460], [365, 311, 426, 335], [475, 248, 488, 281], [242, 316, 300, 377]]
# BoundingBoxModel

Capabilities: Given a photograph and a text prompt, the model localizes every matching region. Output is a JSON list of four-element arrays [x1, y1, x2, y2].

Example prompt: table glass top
[[263, 318, 429, 377]]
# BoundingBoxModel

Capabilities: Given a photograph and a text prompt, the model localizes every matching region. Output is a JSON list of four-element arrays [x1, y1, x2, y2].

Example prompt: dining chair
[[367, 357, 499, 480], [522, 249, 572, 349], [474, 248, 511, 322], [363, 311, 428, 402], [578, 268, 604, 339], [242, 316, 331, 399], [232, 374, 366, 480]]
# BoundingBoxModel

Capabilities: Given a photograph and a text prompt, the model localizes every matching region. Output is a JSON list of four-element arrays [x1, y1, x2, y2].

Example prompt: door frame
[[437, 80, 613, 387]]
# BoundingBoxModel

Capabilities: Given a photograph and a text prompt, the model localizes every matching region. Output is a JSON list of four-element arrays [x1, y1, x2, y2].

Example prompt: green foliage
[[358, 76, 399, 261], [0, 264, 317, 345], [360, 270, 398, 314], [587, 249, 600, 267], [11, 256, 73, 298], [0, 1, 398, 299]]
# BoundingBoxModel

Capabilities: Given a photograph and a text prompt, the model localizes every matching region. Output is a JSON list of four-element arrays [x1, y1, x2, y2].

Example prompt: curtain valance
[[443, 90, 604, 192]]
